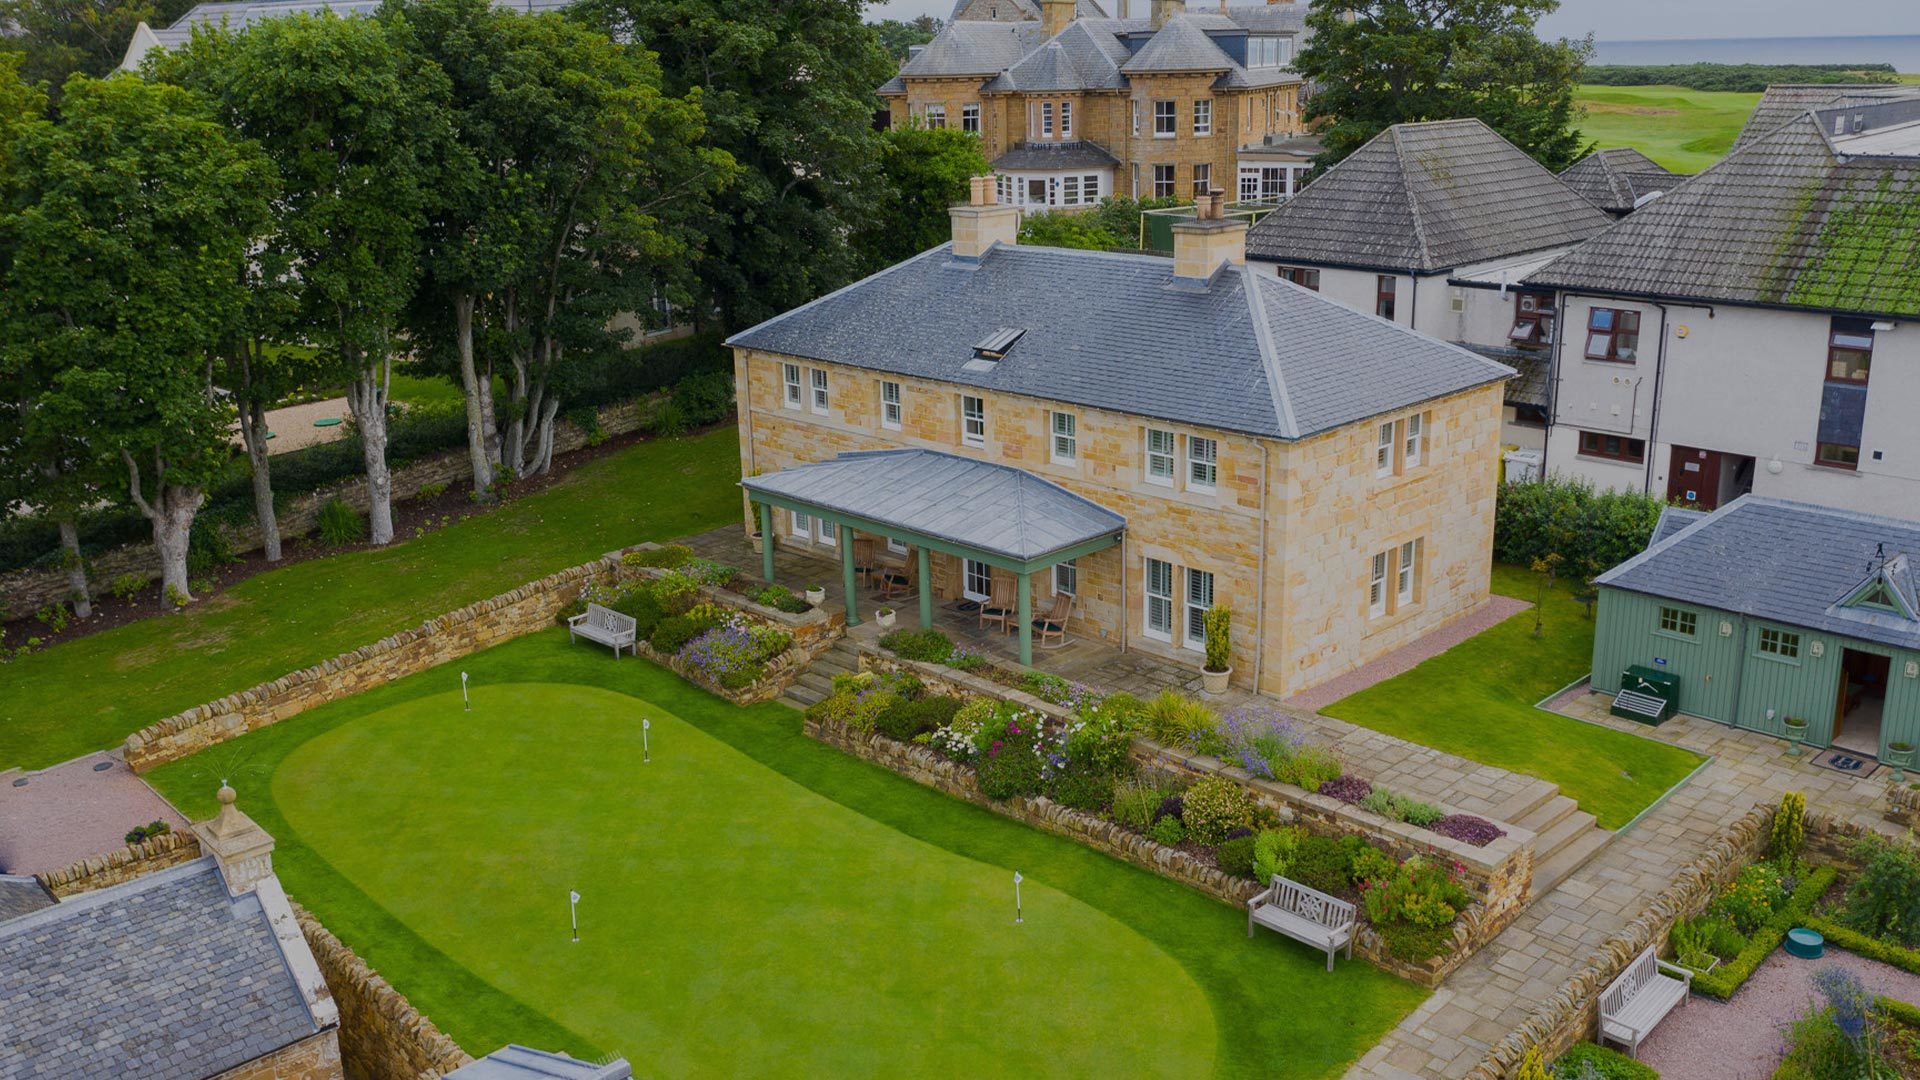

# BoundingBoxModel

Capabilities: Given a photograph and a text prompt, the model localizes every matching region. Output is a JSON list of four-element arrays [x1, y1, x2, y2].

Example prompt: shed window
[[1758, 627, 1801, 660], [1658, 607, 1696, 637]]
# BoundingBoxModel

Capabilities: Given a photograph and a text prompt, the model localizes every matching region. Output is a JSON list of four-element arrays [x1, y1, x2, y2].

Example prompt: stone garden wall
[[123, 556, 624, 772], [292, 901, 474, 1080], [35, 830, 202, 898]]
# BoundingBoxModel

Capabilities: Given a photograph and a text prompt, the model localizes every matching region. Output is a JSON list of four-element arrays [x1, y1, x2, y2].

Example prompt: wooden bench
[[567, 603, 636, 658], [1247, 875, 1356, 971], [1599, 944, 1692, 1058]]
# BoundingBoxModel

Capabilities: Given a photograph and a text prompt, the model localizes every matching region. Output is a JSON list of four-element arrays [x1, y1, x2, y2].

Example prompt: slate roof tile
[[1559, 147, 1686, 213]]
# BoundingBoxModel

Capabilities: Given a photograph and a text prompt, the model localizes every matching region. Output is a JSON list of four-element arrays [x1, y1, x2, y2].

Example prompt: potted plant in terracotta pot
[[1887, 741, 1915, 783], [1783, 715, 1809, 756], [805, 583, 827, 606], [1201, 605, 1232, 695], [875, 606, 896, 629]]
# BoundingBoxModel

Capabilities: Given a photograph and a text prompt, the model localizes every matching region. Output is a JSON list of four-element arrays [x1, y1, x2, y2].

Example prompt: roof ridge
[[1390, 126, 1436, 268], [1243, 269, 1300, 437]]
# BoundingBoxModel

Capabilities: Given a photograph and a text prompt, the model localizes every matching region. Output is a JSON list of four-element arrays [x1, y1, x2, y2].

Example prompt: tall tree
[[869, 16, 937, 61], [0, 0, 196, 93], [576, 0, 895, 330], [1297, 0, 1590, 173], [0, 73, 271, 606], [157, 13, 450, 545], [852, 123, 986, 272]]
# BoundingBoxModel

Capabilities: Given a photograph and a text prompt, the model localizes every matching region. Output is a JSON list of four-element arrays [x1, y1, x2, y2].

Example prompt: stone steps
[[778, 640, 864, 711], [1514, 792, 1579, 837], [1487, 777, 1562, 829], [1530, 824, 1613, 897]]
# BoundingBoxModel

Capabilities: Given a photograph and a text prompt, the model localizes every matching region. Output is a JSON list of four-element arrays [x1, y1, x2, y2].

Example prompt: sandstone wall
[[34, 830, 202, 898], [292, 902, 473, 1080], [209, 1030, 343, 1080]]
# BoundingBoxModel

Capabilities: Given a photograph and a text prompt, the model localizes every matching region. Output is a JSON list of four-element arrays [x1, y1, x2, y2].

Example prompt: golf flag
[[570, 890, 581, 904], [1013, 872, 1022, 885]]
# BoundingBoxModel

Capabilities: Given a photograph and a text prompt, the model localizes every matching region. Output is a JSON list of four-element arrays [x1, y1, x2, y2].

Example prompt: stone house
[[0, 789, 343, 1080], [879, 0, 1312, 210], [726, 178, 1512, 696], [1527, 97, 1920, 515], [1242, 118, 1613, 454]]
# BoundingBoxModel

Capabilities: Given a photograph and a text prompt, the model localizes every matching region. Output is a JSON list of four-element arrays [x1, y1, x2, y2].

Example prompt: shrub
[[1550, 1042, 1659, 1080], [670, 369, 736, 427], [1360, 787, 1443, 827], [975, 709, 1047, 801], [1319, 774, 1372, 803], [754, 584, 811, 614], [1516, 1047, 1549, 1080], [648, 614, 706, 655], [1349, 844, 1397, 887], [1063, 708, 1138, 777], [1771, 790, 1807, 871], [1252, 827, 1303, 885], [1142, 690, 1219, 753], [623, 544, 693, 568], [1494, 475, 1666, 587], [1714, 861, 1790, 935], [1181, 776, 1260, 844], [678, 624, 785, 690], [945, 646, 988, 671], [681, 557, 738, 588], [1363, 856, 1471, 930], [1203, 604, 1232, 673], [1111, 777, 1179, 831], [1216, 834, 1258, 878], [806, 672, 909, 732], [1218, 704, 1303, 780], [1273, 744, 1343, 794], [416, 480, 450, 500], [1151, 795, 1184, 824], [876, 695, 961, 742], [124, 820, 171, 845], [1287, 835, 1364, 896], [1775, 967, 1883, 1080], [1045, 766, 1115, 811], [650, 570, 701, 613], [1431, 814, 1506, 847], [879, 628, 954, 663], [1842, 833, 1920, 948], [1693, 867, 1836, 998], [315, 499, 366, 545], [928, 698, 998, 762], [186, 514, 241, 576], [107, 572, 146, 601], [1019, 671, 1075, 703], [1147, 814, 1186, 846]]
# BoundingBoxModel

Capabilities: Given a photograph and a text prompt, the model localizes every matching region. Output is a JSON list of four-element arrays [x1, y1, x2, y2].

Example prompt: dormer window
[[1247, 35, 1290, 68]]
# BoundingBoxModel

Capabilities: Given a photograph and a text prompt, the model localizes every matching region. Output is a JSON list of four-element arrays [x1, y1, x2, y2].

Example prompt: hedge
[[1691, 867, 1838, 999], [1551, 1041, 1659, 1079], [1494, 475, 1668, 586], [1801, 915, 1920, 978], [1582, 63, 1899, 94]]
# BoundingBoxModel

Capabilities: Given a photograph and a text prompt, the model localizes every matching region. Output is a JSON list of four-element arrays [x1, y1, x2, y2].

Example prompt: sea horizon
[[1589, 33, 1920, 73]]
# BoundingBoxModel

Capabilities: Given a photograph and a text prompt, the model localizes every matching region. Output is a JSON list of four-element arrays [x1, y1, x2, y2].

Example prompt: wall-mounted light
[[1906, 660, 1918, 679], [1675, 324, 1690, 339], [1810, 641, 1826, 659], [1719, 620, 1734, 637]]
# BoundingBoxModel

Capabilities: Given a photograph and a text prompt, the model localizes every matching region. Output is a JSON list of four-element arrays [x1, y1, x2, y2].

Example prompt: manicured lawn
[[1574, 84, 1762, 173], [0, 427, 743, 771], [1322, 565, 1704, 830], [149, 633, 1427, 1077]]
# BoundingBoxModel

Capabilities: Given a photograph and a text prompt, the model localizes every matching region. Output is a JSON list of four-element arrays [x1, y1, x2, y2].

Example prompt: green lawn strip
[[0, 427, 742, 771], [1321, 564, 1705, 830], [150, 631, 1429, 1079], [1691, 868, 1836, 999], [1574, 84, 1763, 172]]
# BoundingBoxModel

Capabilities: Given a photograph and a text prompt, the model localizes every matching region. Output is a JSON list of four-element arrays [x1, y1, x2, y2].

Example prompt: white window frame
[[1145, 428, 1176, 486], [963, 558, 993, 603], [961, 394, 986, 448], [1375, 421, 1395, 477], [1182, 567, 1214, 653], [1144, 557, 1174, 642], [925, 103, 946, 129], [1404, 413, 1424, 468], [817, 518, 837, 549], [1193, 98, 1212, 136], [1152, 99, 1176, 138], [1152, 164, 1176, 198], [1131, 99, 1140, 136], [1396, 540, 1417, 607], [1187, 435, 1218, 492], [809, 368, 829, 414], [1050, 411, 1077, 464], [1053, 559, 1077, 597], [1060, 100, 1072, 139], [782, 363, 802, 409], [791, 509, 812, 538], [1040, 101, 1054, 137], [886, 536, 908, 556], [1368, 551, 1388, 619], [881, 380, 903, 430], [962, 103, 980, 133]]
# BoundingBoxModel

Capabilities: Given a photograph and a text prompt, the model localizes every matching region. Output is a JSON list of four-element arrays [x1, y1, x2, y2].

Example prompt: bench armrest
[[1655, 958, 1694, 987], [567, 612, 589, 626], [1246, 884, 1277, 910]]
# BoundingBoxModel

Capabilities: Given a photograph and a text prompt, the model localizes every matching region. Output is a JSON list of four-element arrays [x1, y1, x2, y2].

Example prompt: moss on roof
[[1786, 174, 1920, 315]]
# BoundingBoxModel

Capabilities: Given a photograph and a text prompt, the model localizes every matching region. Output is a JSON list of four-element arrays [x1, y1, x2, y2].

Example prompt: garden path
[[0, 751, 188, 875]]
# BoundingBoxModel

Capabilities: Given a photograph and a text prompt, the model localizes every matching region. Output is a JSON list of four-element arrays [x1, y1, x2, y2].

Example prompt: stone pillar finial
[[192, 782, 277, 896]]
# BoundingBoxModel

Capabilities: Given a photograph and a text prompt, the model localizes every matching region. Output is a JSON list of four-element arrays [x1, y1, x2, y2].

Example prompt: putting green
[[274, 684, 1217, 1077]]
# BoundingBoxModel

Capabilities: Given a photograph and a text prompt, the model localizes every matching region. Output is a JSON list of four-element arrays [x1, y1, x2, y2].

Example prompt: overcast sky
[[864, 0, 1919, 41]]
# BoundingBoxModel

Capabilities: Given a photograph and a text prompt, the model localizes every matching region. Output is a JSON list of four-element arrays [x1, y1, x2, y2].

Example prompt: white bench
[[1247, 875, 1356, 971], [567, 603, 636, 658], [1599, 944, 1692, 1057]]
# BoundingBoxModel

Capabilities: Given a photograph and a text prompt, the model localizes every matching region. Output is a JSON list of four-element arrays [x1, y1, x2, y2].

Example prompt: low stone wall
[[2, 395, 662, 618], [209, 1029, 344, 1080], [34, 830, 202, 898], [1465, 803, 1777, 1078], [1886, 783, 1920, 828], [123, 556, 623, 772], [292, 901, 473, 1080]]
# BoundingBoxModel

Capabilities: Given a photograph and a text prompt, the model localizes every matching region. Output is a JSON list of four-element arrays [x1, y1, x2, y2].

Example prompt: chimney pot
[[1041, 0, 1074, 37], [1150, 0, 1184, 29], [952, 174, 1020, 258]]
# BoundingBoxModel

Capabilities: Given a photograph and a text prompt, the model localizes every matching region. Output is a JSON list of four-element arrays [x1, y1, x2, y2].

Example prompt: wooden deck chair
[[1033, 592, 1073, 649], [979, 573, 1017, 634], [879, 548, 915, 600], [851, 538, 879, 588]]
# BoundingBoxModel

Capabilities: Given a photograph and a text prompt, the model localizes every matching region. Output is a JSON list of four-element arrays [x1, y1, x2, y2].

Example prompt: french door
[[963, 559, 993, 603]]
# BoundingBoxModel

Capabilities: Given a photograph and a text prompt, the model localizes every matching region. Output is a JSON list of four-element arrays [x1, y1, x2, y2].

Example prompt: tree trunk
[[478, 358, 501, 469], [531, 394, 560, 476], [454, 292, 495, 501], [504, 351, 530, 477], [344, 346, 395, 546], [150, 485, 202, 607], [241, 398, 280, 562], [56, 517, 92, 619]]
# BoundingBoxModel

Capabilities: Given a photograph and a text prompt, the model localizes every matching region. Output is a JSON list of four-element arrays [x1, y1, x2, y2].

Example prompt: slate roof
[[1733, 83, 1920, 151], [1244, 119, 1614, 272], [743, 450, 1127, 562], [1597, 497, 1920, 651], [0, 875, 53, 921], [1648, 506, 1709, 547], [727, 242, 1511, 441], [948, 0, 1106, 23], [981, 22, 1131, 91], [0, 859, 325, 1079], [900, 20, 1046, 78], [446, 1045, 634, 1080], [1559, 148, 1685, 214], [992, 139, 1121, 169], [1121, 16, 1231, 73], [1527, 113, 1920, 319]]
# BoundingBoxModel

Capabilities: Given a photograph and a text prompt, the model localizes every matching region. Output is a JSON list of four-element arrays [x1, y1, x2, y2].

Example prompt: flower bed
[[1771, 967, 1920, 1079]]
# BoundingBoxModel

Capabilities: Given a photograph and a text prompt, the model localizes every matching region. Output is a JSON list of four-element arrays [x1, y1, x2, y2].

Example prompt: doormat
[[1811, 748, 1880, 779], [953, 600, 982, 614]]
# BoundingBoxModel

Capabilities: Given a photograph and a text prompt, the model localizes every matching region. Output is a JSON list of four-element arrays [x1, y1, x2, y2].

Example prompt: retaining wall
[[292, 901, 473, 1080], [34, 830, 202, 897]]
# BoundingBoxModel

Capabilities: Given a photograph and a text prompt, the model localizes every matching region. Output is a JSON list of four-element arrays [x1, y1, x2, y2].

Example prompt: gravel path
[[1638, 947, 1920, 1079], [1284, 595, 1531, 712], [229, 396, 352, 455], [0, 752, 189, 875]]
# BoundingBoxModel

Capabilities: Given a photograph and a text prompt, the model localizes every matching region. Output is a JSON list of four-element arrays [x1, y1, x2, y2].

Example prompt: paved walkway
[[1638, 946, 1920, 1078], [1351, 695, 1899, 1078], [0, 752, 189, 875]]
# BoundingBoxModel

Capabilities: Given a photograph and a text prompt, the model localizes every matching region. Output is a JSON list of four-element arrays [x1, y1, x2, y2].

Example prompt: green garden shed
[[1591, 497, 1920, 759]]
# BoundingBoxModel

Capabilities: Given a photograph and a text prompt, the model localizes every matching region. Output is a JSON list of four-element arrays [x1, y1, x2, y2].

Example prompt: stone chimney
[[191, 783, 277, 896], [1169, 189, 1247, 283], [950, 175, 1020, 260], [1041, 0, 1074, 37], [1151, 0, 1184, 29]]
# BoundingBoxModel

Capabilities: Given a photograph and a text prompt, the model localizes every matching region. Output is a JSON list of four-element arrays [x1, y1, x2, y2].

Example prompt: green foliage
[[667, 371, 737, 430], [869, 15, 940, 60], [1252, 827, 1303, 886], [805, 671, 913, 733], [1360, 787, 1444, 827], [1018, 195, 1183, 252], [1179, 776, 1259, 845], [1142, 690, 1219, 753], [876, 695, 961, 743], [186, 516, 241, 577], [1275, 745, 1344, 794], [1843, 833, 1920, 948], [1515, 1046, 1549, 1080], [977, 737, 1045, 801], [1583, 63, 1896, 93], [753, 584, 812, 614], [1147, 814, 1187, 847], [0, 0, 196, 96], [1692, 867, 1837, 999], [1363, 856, 1470, 930], [1019, 671, 1074, 703], [1714, 861, 1790, 935], [123, 819, 172, 845], [1803, 915, 1920, 980], [624, 544, 693, 568], [1203, 604, 1231, 674], [853, 124, 987, 272], [1111, 776, 1183, 832], [417, 481, 451, 500], [1286, 834, 1364, 896], [879, 628, 954, 663], [1044, 765, 1116, 812], [1349, 844, 1397, 887], [1297, 0, 1591, 174], [1550, 1042, 1659, 1080], [107, 573, 146, 602], [316, 499, 366, 546], [1771, 791, 1807, 872], [1495, 475, 1668, 586], [647, 613, 710, 655], [1216, 834, 1258, 879]]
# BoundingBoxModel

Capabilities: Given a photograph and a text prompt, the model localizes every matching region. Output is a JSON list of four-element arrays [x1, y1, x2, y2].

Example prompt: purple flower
[[1319, 775, 1373, 804], [1429, 814, 1506, 847]]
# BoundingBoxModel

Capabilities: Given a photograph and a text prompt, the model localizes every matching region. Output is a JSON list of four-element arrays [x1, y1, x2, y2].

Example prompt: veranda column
[[917, 547, 933, 629], [841, 530, 861, 627], [759, 502, 775, 583], [1017, 570, 1033, 666]]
